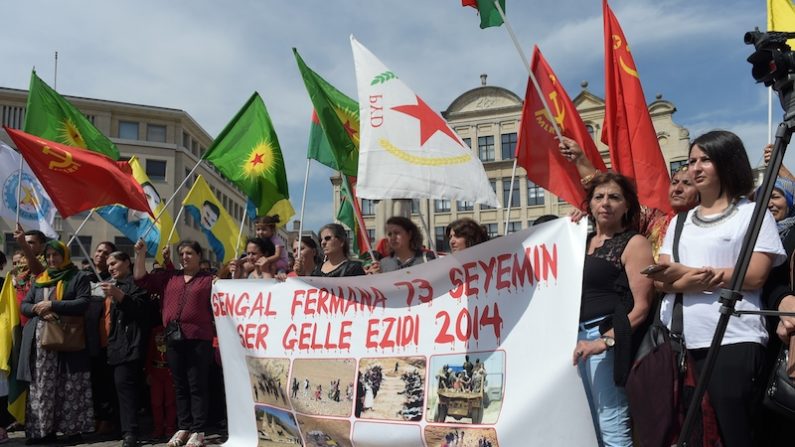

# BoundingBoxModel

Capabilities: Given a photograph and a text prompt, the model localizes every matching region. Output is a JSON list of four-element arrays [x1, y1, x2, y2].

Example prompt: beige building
[[0, 86, 257, 265], [334, 76, 691, 252]]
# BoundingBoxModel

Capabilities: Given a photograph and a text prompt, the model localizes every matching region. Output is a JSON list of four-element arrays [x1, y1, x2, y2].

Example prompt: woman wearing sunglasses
[[306, 223, 365, 277]]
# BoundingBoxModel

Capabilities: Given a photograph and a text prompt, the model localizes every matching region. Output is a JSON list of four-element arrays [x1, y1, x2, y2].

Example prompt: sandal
[[167, 430, 190, 447], [185, 432, 205, 447]]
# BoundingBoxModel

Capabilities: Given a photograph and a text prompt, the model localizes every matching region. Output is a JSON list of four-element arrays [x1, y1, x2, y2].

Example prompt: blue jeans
[[577, 323, 632, 447]]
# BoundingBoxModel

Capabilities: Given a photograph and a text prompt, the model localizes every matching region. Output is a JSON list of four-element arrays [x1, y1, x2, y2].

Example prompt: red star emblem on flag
[[392, 95, 460, 146]]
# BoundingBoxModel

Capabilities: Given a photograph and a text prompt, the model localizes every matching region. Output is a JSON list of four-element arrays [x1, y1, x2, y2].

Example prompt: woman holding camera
[[134, 239, 214, 447]]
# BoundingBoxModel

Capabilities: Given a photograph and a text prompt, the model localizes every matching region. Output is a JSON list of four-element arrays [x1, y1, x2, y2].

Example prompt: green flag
[[463, 0, 506, 29], [293, 48, 359, 177], [203, 92, 294, 223], [336, 176, 361, 255], [24, 70, 120, 160]]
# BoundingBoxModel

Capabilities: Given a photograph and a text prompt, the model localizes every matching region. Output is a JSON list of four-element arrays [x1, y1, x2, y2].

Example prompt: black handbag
[[164, 320, 183, 343], [763, 346, 795, 419]]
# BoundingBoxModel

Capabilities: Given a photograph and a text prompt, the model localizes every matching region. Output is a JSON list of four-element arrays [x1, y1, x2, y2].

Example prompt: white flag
[[0, 142, 57, 238], [351, 36, 500, 207]]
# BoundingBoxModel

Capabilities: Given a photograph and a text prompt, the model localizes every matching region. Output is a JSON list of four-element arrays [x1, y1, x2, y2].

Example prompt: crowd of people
[[3, 128, 795, 446]]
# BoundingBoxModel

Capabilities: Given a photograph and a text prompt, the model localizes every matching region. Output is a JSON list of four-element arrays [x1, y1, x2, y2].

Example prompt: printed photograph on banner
[[355, 356, 425, 421], [351, 421, 423, 446], [246, 356, 290, 409], [290, 358, 356, 417], [426, 351, 505, 425], [424, 425, 499, 447], [295, 415, 352, 447], [254, 404, 301, 446]]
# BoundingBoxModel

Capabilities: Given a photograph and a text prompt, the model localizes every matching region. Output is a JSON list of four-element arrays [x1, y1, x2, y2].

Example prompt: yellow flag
[[0, 272, 26, 423], [182, 175, 244, 263], [96, 155, 178, 263], [0, 272, 17, 373], [768, 0, 795, 48]]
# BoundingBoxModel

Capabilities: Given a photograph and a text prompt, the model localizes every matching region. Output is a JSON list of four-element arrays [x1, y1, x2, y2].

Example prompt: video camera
[[746, 29, 795, 115]]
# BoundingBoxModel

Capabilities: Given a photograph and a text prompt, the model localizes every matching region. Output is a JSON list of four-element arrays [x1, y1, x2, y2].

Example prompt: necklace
[[691, 200, 739, 227]]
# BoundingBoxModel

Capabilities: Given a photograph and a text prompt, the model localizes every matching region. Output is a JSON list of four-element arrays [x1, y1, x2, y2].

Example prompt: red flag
[[516, 46, 608, 208], [4, 127, 152, 218], [601, 0, 671, 212]]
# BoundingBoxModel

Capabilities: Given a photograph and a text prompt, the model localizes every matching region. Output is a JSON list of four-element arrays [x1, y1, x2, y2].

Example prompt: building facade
[[0, 86, 257, 265], [334, 76, 691, 252]]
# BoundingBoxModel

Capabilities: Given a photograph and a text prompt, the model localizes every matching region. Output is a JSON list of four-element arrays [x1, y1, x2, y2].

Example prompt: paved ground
[[3, 429, 228, 446]]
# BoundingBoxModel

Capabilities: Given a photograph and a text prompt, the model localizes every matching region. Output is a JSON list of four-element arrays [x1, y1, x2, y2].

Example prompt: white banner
[[213, 219, 596, 446]]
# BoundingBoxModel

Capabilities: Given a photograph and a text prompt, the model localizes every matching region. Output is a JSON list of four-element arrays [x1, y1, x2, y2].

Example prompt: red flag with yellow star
[[4, 127, 151, 218], [602, 0, 670, 212], [203, 92, 294, 223], [516, 46, 607, 208]]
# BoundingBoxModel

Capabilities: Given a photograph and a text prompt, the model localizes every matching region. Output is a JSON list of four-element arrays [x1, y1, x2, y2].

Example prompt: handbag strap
[[670, 212, 687, 370]]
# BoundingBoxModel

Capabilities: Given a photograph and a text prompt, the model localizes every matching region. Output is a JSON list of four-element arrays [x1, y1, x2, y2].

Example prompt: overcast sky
[[0, 0, 780, 232]]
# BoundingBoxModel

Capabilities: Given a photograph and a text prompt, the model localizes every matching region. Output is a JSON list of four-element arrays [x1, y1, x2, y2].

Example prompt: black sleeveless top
[[580, 230, 637, 322]]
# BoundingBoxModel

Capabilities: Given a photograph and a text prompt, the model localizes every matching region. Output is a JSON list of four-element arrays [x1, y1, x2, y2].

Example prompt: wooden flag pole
[[416, 204, 437, 256], [233, 206, 249, 260], [343, 175, 377, 262], [503, 159, 519, 235], [296, 158, 312, 253]]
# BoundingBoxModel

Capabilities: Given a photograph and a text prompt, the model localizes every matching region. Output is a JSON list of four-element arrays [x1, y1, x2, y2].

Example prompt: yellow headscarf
[[34, 240, 78, 300]]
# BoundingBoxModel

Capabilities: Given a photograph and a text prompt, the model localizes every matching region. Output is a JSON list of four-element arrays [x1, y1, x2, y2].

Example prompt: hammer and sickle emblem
[[42, 145, 80, 173], [547, 91, 566, 130]]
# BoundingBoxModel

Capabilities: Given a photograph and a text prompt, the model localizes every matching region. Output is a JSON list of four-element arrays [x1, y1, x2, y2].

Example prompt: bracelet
[[580, 172, 597, 185]]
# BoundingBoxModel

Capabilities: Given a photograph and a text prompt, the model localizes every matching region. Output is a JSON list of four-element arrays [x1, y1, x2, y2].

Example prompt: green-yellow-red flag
[[203, 92, 294, 223], [182, 175, 244, 264], [0, 272, 26, 423], [768, 0, 795, 48], [24, 70, 120, 160], [294, 48, 360, 177], [462, 0, 506, 29]]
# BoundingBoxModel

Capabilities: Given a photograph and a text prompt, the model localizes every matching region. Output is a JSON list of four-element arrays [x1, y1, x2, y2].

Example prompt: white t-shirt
[[659, 199, 786, 349]]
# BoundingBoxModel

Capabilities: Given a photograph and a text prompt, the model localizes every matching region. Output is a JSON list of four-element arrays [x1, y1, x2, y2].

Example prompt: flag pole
[[233, 206, 248, 260], [167, 205, 185, 251], [343, 175, 376, 261], [14, 153, 23, 224], [503, 159, 519, 235], [66, 209, 95, 246], [493, 0, 561, 235], [416, 204, 437, 255], [62, 217, 102, 279], [141, 157, 203, 240], [296, 158, 312, 252], [493, 0, 562, 142]]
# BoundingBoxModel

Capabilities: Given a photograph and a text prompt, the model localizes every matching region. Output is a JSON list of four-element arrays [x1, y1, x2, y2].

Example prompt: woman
[[101, 251, 149, 447], [572, 172, 655, 446], [230, 238, 276, 279], [368, 217, 435, 273], [134, 240, 214, 447], [559, 136, 700, 259], [19, 241, 94, 445], [445, 218, 489, 253], [290, 236, 321, 277], [652, 131, 785, 446], [310, 224, 365, 277]]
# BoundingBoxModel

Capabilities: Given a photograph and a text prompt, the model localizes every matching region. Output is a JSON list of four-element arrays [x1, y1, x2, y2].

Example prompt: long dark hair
[[582, 172, 641, 232], [445, 218, 489, 249], [386, 216, 423, 252], [690, 130, 753, 200]]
